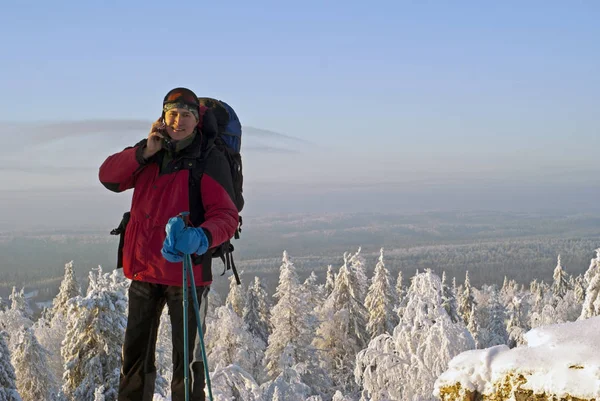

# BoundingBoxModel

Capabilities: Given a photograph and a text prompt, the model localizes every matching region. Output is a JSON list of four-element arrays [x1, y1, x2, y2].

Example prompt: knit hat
[[162, 87, 200, 121]]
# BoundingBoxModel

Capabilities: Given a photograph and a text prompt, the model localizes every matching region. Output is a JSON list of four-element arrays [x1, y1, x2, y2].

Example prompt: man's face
[[164, 107, 198, 140]]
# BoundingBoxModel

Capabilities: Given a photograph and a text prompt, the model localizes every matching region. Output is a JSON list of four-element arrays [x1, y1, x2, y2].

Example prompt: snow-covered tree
[[457, 271, 475, 325], [325, 265, 335, 297], [260, 360, 312, 401], [9, 288, 32, 323], [364, 248, 395, 339], [396, 270, 405, 304], [506, 296, 527, 347], [314, 255, 368, 394], [572, 274, 586, 304], [12, 328, 58, 401], [61, 267, 128, 401], [0, 331, 21, 401], [0, 288, 34, 351], [211, 365, 263, 401], [209, 305, 265, 381], [552, 255, 570, 299], [302, 272, 326, 317], [93, 386, 105, 401], [348, 248, 369, 303], [51, 261, 81, 320], [154, 308, 172, 399], [580, 249, 600, 320], [264, 252, 317, 380], [332, 391, 354, 401], [553, 289, 582, 323], [394, 269, 406, 322], [243, 276, 271, 346], [484, 289, 508, 347], [467, 304, 482, 348], [226, 274, 246, 318], [34, 260, 83, 384], [355, 270, 475, 401], [501, 276, 509, 295], [441, 271, 460, 324]]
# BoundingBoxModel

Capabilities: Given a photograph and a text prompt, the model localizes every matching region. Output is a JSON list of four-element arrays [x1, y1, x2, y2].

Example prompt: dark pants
[[118, 280, 209, 401]]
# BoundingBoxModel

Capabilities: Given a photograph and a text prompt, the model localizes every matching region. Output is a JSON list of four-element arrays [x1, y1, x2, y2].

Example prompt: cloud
[[243, 126, 312, 144], [29, 119, 150, 143], [0, 120, 310, 143], [244, 145, 299, 154], [0, 161, 97, 174]]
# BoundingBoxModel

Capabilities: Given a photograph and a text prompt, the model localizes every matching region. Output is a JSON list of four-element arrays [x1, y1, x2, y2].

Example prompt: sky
[[0, 1, 599, 230]]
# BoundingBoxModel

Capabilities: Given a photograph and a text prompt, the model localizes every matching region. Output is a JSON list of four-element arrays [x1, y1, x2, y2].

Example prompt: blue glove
[[161, 216, 210, 263], [161, 217, 185, 263], [175, 225, 209, 256]]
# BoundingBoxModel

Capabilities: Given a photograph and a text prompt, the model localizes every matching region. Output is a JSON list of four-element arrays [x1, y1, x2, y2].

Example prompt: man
[[99, 87, 239, 401]]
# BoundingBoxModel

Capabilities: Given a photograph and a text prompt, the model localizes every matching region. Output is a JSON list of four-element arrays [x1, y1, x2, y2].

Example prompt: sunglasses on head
[[163, 88, 199, 107]]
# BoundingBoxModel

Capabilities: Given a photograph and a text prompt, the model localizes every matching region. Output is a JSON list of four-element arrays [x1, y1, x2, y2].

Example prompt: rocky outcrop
[[434, 316, 600, 401], [436, 372, 594, 401]]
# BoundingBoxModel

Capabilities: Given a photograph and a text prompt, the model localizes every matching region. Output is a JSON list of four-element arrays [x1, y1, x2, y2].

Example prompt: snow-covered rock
[[434, 316, 600, 400]]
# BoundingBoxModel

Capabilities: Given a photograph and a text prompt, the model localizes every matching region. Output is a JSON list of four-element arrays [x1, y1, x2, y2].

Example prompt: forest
[[1, 241, 600, 400]]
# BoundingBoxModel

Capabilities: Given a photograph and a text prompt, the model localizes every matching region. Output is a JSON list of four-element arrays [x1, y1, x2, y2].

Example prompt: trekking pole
[[182, 242, 190, 401], [185, 252, 214, 401], [179, 212, 214, 401]]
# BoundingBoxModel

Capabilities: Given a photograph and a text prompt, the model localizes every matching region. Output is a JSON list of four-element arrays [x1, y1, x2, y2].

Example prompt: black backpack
[[196, 97, 244, 284]]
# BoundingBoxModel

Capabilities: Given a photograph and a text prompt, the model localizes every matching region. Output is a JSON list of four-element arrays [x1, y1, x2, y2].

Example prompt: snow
[[434, 315, 600, 399]]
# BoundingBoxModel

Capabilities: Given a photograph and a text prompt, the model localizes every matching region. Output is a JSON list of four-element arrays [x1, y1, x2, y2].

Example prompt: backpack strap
[[110, 211, 130, 269], [185, 144, 242, 285]]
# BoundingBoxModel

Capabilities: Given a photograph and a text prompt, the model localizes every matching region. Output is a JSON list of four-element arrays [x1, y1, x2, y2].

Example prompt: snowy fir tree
[[11, 328, 58, 401], [153, 308, 172, 399], [506, 296, 527, 347], [325, 265, 335, 297], [348, 248, 369, 303], [355, 270, 475, 401], [8, 289, 32, 323], [210, 365, 263, 401], [61, 267, 128, 401], [458, 271, 475, 325], [208, 304, 265, 381], [226, 273, 246, 318], [302, 271, 326, 319], [580, 249, 600, 320], [264, 252, 318, 381], [572, 274, 586, 303], [0, 288, 33, 352], [552, 254, 570, 299], [51, 261, 81, 320], [260, 354, 313, 401], [364, 248, 395, 339], [0, 331, 21, 401], [484, 288, 508, 347], [242, 276, 271, 347], [313, 255, 368, 395], [395, 269, 405, 304], [441, 271, 460, 324], [467, 304, 482, 348], [393, 269, 405, 325], [553, 288, 582, 323], [33, 260, 82, 385], [332, 390, 354, 401]]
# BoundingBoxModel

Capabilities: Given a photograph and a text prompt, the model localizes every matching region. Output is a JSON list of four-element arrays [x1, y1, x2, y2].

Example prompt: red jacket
[[99, 126, 239, 286]]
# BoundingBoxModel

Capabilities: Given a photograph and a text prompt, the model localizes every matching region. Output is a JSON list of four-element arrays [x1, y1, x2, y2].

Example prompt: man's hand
[[175, 225, 209, 256], [142, 119, 166, 159], [161, 216, 210, 263]]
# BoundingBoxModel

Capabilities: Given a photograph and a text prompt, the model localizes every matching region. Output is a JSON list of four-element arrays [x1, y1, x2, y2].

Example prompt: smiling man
[[99, 87, 239, 401]]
